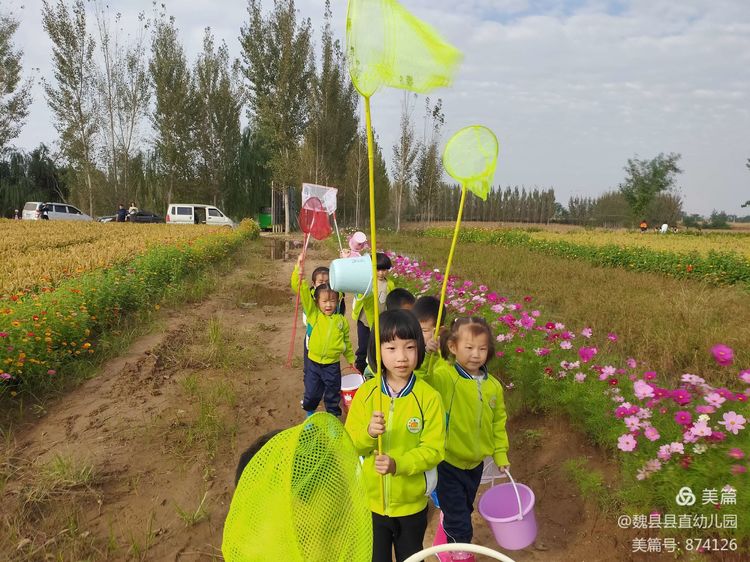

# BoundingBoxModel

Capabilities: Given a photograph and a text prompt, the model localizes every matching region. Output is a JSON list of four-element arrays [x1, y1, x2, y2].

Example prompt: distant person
[[127, 202, 138, 221], [116, 204, 128, 222], [13, 209, 20, 220], [41, 204, 50, 220], [639, 220, 648, 233]]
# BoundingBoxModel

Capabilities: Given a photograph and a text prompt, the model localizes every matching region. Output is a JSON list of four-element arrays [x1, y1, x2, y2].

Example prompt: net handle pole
[[285, 231, 312, 368], [428, 183, 467, 374], [364, 95, 386, 512], [333, 211, 344, 253]]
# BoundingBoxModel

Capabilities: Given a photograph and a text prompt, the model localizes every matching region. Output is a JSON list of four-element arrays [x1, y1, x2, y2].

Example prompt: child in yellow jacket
[[292, 255, 355, 417], [345, 310, 445, 562], [424, 317, 510, 561]]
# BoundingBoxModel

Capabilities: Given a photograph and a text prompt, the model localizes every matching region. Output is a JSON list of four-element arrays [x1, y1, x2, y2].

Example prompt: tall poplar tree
[[0, 13, 33, 152], [193, 28, 243, 206], [149, 14, 193, 204], [41, 0, 99, 214]]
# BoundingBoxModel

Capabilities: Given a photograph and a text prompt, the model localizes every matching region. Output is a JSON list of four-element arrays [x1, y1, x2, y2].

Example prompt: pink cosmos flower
[[531, 310, 541, 318], [657, 445, 672, 461], [559, 341, 572, 350], [643, 371, 657, 381], [705, 392, 726, 408], [0, 332, 8, 338], [728, 448, 745, 460], [626, 358, 637, 369], [695, 405, 715, 415], [624, 416, 641, 431], [574, 373, 586, 383], [739, 370, 750, 384], [515, 347, 525, 354], [645, 459, 662, 472], [719, 411, 746, 435], [607, 332, 618, 342], [644, 426, 660, 441], [731, 465, 747, 475], [681, 373, 705, 386], [711, 344, 734, 366], [617, 434, 637, 452], [0, 373, 11, 380], [683, 430, 698, 443], [47, 369, 56, 375], [670, 389, 692, 405], [578, 346, 597, 363], [581, 327, 593, 338], [602, 365, 616, 377], [669, 442, 685, 455], [690, 421, 712, 438], [634, 380, 654, 400], [534, 347, 551, 357]]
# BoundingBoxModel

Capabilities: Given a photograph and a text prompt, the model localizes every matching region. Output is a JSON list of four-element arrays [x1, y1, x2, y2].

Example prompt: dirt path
[[1, 236, 693, 561]]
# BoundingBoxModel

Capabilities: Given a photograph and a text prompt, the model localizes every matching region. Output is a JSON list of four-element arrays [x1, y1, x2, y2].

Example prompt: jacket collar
[[380, 373, 416, 398], [454, 362, 488, 381]]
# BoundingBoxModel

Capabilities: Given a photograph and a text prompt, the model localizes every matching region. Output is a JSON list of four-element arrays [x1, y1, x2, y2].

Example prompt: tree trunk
[[284, 187, 290, 234]]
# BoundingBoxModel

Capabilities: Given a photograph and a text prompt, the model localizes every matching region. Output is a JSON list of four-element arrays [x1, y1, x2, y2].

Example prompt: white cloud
[[8, 0, 750, 215]]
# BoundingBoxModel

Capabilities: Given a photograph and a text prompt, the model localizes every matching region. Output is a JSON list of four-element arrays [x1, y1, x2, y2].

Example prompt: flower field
[[421, 227, 750, 287], [0, 220, 243, 299], [0, 220, 259, 398], [390, 252, 750, 541]]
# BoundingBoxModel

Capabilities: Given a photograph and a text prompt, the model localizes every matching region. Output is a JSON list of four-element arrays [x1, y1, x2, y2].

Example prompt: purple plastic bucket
[[478, 476, 537, 551]]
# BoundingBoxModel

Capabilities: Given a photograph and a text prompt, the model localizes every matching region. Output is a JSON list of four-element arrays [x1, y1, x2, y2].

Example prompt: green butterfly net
[[442, 125, 499, 200], [222, 413, 372, 561], [346, 0, 462, 97]]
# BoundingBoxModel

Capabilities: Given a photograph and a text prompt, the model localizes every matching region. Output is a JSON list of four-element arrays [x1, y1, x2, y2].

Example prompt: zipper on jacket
[[474, 378, 483, 459], [384, 396, 395, 516]]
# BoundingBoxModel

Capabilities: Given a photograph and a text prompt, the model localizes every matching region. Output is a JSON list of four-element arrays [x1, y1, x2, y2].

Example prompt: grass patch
[[563, 456, 621, 515], [175, 491, 209, 527]]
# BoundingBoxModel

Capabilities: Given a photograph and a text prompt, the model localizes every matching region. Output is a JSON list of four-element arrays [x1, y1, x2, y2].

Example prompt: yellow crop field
[[528, 229, 750, 259], [0, 220, 235, 298]]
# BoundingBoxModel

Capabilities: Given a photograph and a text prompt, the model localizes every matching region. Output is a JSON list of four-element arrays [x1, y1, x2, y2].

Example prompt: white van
[[166, 204, 235, 227], [22, 201, 94, 222]]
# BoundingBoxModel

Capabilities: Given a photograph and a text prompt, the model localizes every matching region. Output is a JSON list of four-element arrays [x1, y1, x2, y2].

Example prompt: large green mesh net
[[346, 0, 462, 97], [442, 125, 499, 201], [222, 413, 372, 561]]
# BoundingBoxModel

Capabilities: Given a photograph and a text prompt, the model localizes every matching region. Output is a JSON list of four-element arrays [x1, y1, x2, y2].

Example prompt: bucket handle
[[492, 468, 524, 522]]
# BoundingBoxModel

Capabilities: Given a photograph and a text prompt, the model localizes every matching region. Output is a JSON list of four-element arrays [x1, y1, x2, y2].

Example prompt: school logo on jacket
[[406, 417, 422, 434], [489, 396, 497, 408]]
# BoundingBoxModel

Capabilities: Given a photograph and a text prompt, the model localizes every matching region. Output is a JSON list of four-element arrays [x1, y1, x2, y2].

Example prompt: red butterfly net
[[299, 196, 331, 240]]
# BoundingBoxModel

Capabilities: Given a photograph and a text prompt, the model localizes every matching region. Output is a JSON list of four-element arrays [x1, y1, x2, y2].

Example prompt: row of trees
[[0, 0, 392, 223], [1, 2, 746, 225]]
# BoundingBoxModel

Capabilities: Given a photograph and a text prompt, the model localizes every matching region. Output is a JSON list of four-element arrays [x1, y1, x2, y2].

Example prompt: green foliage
[[240, 0, 313, 190], [422, 227, 750, 288], [0, 145, 68, 217], [619, 152, 682, 223], [193, 29, 243, 207], [0, 13, 32, 151], [149, 13, 193, 204], [707, 210, 731, 230]]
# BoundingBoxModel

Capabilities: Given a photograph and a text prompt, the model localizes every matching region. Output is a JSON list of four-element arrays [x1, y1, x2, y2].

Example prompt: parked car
[[97, 215, 116, 223], [22, 202, 93, 222], [127, 210, 164, 223], [166, 204, 234, 227]]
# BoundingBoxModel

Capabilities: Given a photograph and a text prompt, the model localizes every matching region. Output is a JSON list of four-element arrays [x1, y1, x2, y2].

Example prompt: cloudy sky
[[7, 0, 750, 215]]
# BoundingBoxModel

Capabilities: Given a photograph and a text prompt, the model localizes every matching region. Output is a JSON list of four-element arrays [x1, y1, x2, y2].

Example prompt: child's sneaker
[[451, 552, 475, 562]]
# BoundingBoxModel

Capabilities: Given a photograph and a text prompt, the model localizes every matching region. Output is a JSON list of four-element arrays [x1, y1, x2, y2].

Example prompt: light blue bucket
[[329, 256, 373, 295]]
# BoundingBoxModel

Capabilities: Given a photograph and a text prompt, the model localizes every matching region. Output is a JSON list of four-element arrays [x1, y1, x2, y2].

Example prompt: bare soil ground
[[1, 236, 723, 561]]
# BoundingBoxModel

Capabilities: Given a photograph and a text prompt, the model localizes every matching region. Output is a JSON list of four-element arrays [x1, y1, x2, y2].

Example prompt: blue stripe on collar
[[380, 373, 416, 398], [454, 362, 488, 380]]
